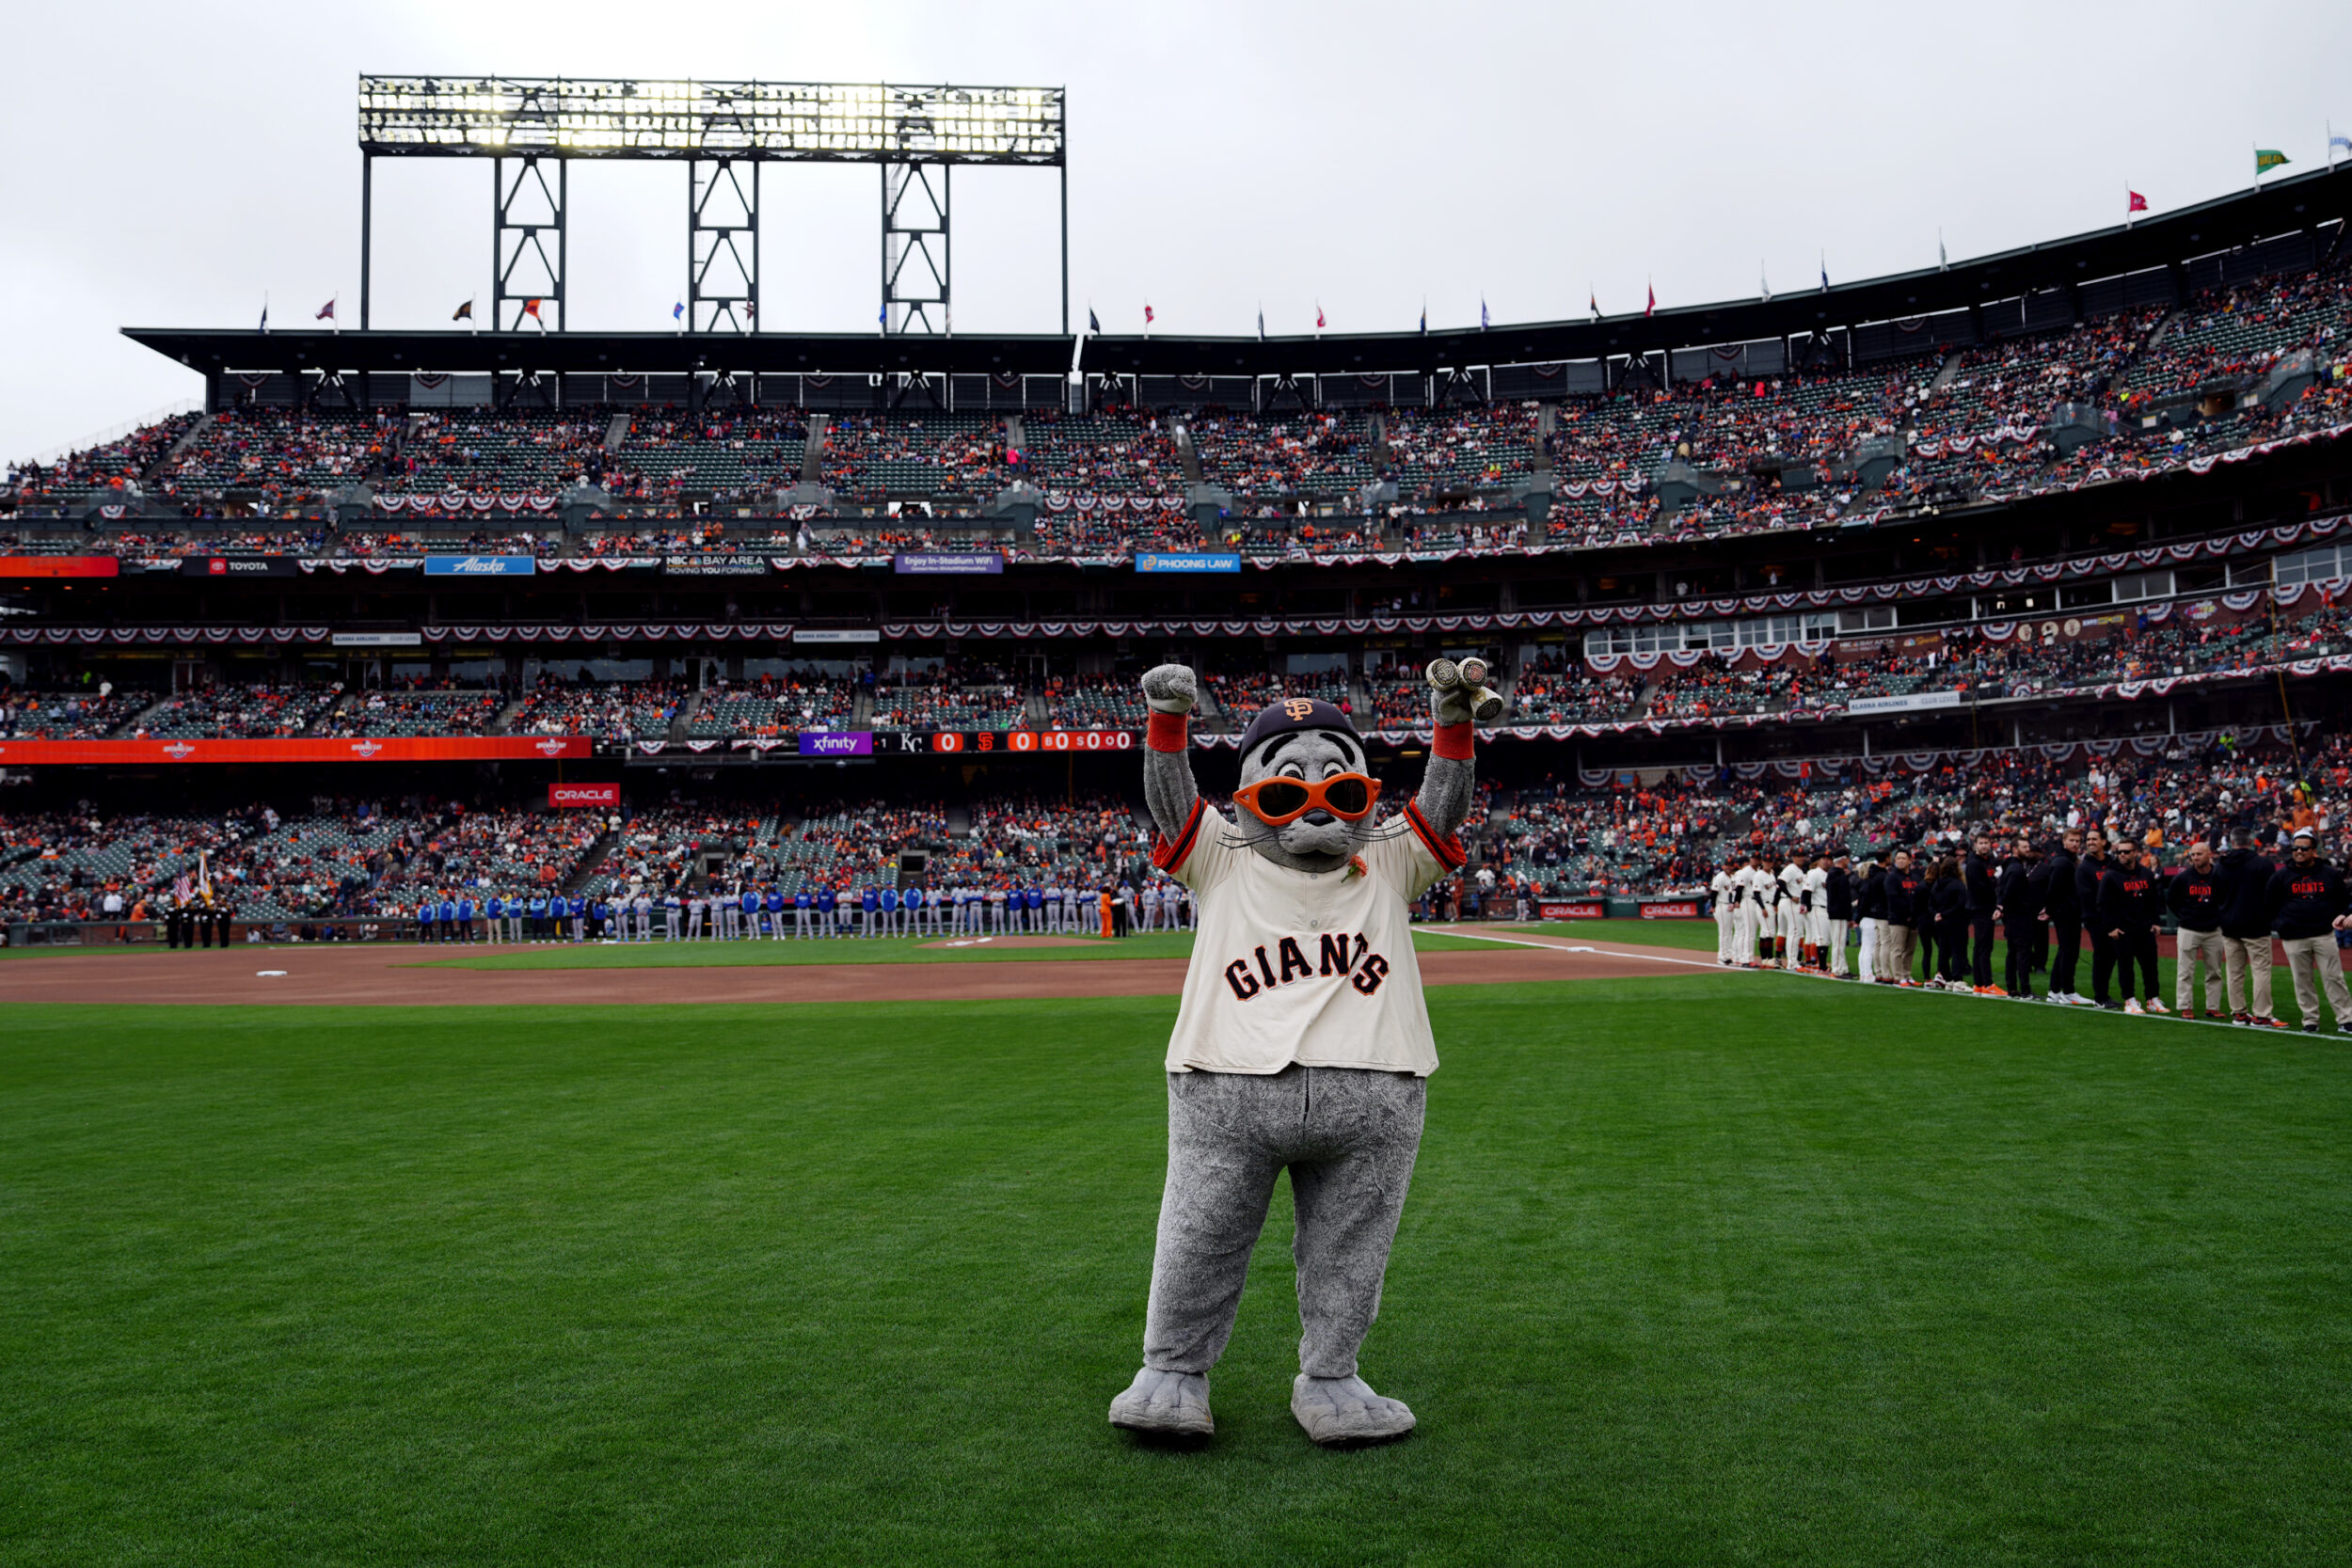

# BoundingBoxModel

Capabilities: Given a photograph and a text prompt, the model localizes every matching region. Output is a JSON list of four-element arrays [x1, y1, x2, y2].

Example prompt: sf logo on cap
[[1282, 698, 1315, 721]]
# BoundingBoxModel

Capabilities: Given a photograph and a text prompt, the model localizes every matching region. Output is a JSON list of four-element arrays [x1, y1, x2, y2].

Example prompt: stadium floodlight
[[355, 76, 1068, 336], [358, 77, 1065, 165]]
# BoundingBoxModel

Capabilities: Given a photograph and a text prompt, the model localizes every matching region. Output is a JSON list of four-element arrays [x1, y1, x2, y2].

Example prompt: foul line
[[1440, 926, 2326, 1033], [1437, 927, 1735, 970]]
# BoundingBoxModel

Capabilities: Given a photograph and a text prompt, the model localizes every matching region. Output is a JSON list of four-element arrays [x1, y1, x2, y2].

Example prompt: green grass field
[[6, 976, 2348, 1564]]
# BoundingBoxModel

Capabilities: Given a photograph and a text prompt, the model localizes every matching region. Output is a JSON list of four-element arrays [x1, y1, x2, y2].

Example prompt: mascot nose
[[1301, 809, 1335, 826]]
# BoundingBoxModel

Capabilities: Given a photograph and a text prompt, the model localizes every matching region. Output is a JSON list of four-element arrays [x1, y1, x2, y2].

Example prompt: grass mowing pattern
[[4, 982, 2348, 1563]]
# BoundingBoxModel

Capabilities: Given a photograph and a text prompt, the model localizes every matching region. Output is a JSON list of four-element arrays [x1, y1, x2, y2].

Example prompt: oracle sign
[[1639, 899, 1703, 919], [548, 783, 621, 808], [1537, 900, 1605, 921]]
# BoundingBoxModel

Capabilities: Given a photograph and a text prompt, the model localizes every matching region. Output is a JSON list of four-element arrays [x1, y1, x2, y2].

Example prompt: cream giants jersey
[[1154, 798, 1463, 1076]]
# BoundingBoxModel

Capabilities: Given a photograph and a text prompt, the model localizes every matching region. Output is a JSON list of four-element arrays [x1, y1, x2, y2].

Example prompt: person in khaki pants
[[2164, 840, 2228, 1020], [2265, 829, 2352, 1034], [1881, 849, 1919, 983], [2217, 827, 2283, 1027]]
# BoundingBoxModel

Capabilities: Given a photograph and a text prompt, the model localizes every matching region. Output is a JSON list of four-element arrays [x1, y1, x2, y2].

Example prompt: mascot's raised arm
[[1109, 657, 1498, 1446]]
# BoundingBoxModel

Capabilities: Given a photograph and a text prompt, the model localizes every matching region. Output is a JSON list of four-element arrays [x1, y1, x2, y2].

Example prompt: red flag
[[1645, 282, 1656, 318], [2127, 190, 2149, 214], [1144, 304, 1154, 325], [1315, 304, 1326, 330], [314, 298, 335, 321], [522, 298, 544, 320]]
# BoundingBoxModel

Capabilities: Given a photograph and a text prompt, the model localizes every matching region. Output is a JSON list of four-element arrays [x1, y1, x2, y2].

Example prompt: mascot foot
[[1108, 1368, 1214, 1438], [1291, 1374, 1417, 1446]]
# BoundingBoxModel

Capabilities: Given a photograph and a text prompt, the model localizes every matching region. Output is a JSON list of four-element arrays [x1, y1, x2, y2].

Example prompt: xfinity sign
[[423, 554, 537, 577], [798, 732, 875, 757]]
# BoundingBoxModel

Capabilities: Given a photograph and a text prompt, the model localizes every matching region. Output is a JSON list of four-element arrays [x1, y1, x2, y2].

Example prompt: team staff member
[[2166, 841, 2228, 1020], [2266, 828, 2352, 1034], [1930, 857, 1969, 986], [2043, 830, 2085, 1005], [2218, 827, 2282, 1027], [2101, 847, 2167, 1014], [1854, 854, 1887, 982], [1823, 852, 1853, 978], [1996, 840, 2045, 1000], [1882, 850, 1919, 984], [1963, 834, 1999, 990], [2078, 833, 2118, 1008]]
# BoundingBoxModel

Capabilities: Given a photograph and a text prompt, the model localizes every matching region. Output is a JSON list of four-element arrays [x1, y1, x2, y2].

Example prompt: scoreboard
[[891, 729, 1136, 754]]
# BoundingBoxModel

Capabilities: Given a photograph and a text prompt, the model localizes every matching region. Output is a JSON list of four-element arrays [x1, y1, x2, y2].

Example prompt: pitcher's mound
[[915, 935, 1106, 950]]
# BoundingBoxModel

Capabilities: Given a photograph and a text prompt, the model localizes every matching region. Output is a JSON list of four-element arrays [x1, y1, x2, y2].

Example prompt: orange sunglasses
[[1232, 772, 1382, 827]]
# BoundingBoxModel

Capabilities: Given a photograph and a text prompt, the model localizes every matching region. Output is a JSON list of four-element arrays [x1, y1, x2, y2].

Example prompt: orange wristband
[[1433, 721, 1474, 760], [1147, 709, 1190, 752]]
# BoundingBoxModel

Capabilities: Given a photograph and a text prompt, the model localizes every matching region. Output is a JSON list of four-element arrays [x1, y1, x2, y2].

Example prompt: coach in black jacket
[[1825, 855, 1855, 978], [2078, 833, 2120, 1006], [2217, 828, 2280, 1024], [2043, 831, 2083, 1001], [2165, 842, 2228, 1018], [2099, 847, 2163, 1008], [2265, 830, 2352, 1031], [1856, 858, 1889, 980], [1996, 843, 2045, 999], [1963, 835, 1998, 989]]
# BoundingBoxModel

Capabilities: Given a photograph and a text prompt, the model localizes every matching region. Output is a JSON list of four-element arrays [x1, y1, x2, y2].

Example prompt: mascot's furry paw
[[1291, 1374, 1417, 1447], [1109, 1367, 1214, 1438], [1139, 663, 1199, 715]]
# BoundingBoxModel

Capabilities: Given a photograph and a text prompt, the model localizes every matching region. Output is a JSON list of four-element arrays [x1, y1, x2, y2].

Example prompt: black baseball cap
[[1239, 696, 1359, 757]]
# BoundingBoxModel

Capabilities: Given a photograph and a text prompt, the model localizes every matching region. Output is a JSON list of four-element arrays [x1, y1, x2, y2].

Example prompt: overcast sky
[[3, 0, 2345, 459]]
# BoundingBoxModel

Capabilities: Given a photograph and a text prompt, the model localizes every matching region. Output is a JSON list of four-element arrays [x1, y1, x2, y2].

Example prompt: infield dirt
[[0, 926, 1724, 1006]]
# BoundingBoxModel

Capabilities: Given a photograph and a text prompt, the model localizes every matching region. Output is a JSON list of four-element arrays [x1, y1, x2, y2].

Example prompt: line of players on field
[[403, 879, 1200, 942], [1709, 825, 2352, 1031]]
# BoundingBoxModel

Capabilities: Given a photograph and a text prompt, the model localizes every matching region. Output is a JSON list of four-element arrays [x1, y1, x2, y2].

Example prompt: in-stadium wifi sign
[[893, 552, 1005, 575]]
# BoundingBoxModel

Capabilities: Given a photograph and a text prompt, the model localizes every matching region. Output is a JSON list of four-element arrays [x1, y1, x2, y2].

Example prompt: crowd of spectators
[[1188, 410, 1369, 499], [0, 687, 153, 739], [869, 661, 1026, 731], [136, 684, 340, 739]]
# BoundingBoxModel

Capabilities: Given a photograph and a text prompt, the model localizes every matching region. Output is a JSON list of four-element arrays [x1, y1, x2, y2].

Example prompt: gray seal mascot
[[1107, 657, 1498, 1445]]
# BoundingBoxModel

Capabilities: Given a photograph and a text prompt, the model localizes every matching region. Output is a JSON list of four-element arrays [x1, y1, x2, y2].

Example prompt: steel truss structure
[[356, 76, 1067, 337], [495, 156, 564, 332]]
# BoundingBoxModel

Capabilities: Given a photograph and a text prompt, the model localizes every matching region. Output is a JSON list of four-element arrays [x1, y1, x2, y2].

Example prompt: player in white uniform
[[1804, 856, 1831, 971], [1776, 857, 1806, 970], [1711, 858, 1740, 965], [1824, 851, 1852, 977]]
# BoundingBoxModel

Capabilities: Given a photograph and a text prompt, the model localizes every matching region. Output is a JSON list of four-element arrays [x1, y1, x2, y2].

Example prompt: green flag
[[2255, 148, 2290, 174]]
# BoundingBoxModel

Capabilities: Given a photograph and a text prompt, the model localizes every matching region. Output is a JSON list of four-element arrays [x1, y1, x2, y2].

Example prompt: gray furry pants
[[1143, 1064, 1424, 1380]]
